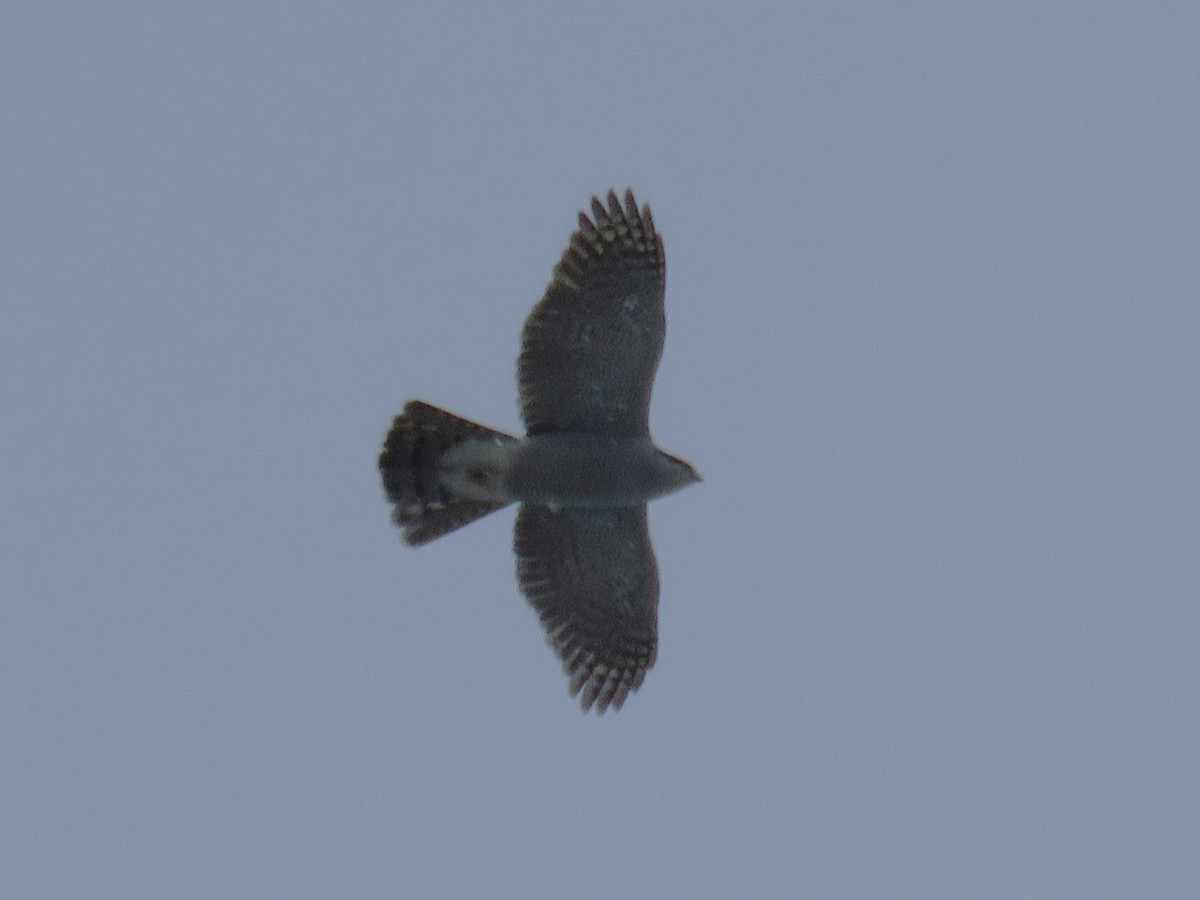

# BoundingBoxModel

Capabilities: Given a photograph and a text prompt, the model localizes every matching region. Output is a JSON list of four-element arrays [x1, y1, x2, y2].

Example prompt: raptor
[[380, 190, 699, 713]]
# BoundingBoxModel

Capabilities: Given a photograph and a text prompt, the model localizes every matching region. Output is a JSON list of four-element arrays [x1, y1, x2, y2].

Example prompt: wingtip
[[588, 188, 650, 222]]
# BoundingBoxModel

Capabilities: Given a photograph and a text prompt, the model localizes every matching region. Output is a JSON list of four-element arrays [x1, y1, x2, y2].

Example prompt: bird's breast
[[507, 434, 672, 507]]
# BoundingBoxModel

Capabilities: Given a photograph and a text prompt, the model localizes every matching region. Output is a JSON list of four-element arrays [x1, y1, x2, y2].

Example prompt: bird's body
[[440, 431, 695, 508], [379, 190, 699, 713]]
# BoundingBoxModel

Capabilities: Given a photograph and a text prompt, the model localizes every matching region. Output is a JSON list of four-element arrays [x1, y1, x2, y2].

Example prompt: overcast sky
[[3, 3, 1198, 897]]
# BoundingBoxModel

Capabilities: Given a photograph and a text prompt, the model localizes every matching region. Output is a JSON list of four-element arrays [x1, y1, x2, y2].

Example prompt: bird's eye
[[469, 468, 488, 484]]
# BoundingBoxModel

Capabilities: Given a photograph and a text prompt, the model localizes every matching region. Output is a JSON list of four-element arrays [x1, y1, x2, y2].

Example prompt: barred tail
[[379, 401, 517, 546]]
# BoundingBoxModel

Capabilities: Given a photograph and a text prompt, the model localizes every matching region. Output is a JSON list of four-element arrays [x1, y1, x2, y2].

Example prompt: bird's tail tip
[[379, 401, 515, 545]]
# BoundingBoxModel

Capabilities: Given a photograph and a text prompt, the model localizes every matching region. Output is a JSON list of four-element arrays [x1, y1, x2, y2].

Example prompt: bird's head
[[656, 450, 702, 496]]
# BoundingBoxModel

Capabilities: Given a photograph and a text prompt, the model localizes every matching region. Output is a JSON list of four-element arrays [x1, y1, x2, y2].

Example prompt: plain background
[[4, 3, 1198, 897]]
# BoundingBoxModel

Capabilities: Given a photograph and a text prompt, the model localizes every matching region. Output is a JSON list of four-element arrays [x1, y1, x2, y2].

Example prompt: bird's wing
[[518, 189, 666, 437], [515, 504, 659, 713]]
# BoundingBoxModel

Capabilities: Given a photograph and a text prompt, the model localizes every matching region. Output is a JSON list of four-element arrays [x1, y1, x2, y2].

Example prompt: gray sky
[[4, 3, 1198, 897]]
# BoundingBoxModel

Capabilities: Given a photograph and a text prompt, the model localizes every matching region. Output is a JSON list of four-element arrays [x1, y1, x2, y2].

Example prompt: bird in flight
[[379, 189, 699, 713]]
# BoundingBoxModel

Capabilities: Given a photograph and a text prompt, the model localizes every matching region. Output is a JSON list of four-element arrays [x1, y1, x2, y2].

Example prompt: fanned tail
[[379, 401, 516, 545]]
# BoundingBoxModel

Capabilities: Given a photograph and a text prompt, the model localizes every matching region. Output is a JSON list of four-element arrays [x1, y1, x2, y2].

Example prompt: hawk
[[379, 190, 699, 713]]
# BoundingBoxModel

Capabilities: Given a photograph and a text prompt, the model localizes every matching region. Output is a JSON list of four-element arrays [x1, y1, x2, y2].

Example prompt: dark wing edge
[[515, 504, 660, 714], [518, 189, 666, 437]]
